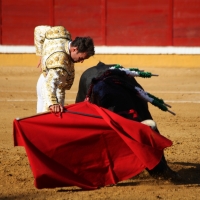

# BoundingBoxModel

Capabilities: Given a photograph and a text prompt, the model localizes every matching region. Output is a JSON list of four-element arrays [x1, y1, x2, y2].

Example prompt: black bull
[[75, 61, 180, 180], [76, 61, 154, 123]]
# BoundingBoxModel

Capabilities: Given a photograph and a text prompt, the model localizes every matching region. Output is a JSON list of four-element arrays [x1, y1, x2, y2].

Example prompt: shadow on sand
[[1, 162, 199, 199], [116, 161, 200, 187]]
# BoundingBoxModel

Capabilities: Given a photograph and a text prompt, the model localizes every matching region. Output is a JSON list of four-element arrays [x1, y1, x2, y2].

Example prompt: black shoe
[[147, 159, 182, 181], [150, 165, 181, 181]]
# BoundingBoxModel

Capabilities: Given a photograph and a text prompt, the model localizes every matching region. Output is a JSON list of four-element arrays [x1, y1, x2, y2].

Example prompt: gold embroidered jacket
[[34, 25, 75, 111]]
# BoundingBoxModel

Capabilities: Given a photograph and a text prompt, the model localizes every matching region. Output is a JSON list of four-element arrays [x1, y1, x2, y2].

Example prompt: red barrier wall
[[173, 0, 200, 46], [0, 0, 200, 46]]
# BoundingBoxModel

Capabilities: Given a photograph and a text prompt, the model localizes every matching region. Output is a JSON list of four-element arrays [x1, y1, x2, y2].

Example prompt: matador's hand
[[49, 104, 64, 113]]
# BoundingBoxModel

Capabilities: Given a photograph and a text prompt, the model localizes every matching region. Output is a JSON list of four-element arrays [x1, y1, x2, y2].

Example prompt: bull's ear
[[97, 61, 105, 66]]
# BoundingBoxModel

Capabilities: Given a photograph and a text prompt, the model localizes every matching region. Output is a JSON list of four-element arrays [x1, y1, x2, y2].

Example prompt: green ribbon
[[152, 99, 168, 112], [147, 93, 168, 111], [129, 68, 141, 72], [147, 93, 165, 104], [138, 71, 152, 78], [113, 65, 152, 78], [113, 64, 122, 68]]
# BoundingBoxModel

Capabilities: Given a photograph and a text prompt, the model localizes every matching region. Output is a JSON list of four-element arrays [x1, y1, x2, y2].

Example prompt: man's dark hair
[[71, 37, 95, 57]]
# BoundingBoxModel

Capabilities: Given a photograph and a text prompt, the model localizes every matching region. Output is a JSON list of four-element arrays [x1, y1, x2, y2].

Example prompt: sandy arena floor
[[0, 65, 200, 200]]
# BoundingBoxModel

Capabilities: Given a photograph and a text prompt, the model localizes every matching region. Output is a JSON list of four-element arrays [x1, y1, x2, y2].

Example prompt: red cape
[[13, 101, 172, 190]]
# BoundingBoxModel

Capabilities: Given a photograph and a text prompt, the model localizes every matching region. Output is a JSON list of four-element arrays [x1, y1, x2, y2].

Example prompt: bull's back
[[75, 62, 153, 120], [75, 62, 113, 102]]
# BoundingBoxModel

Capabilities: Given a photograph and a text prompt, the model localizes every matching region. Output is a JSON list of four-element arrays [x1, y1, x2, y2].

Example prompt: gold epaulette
[[45, 51, 70, 70], [45, 26, 71, 40]]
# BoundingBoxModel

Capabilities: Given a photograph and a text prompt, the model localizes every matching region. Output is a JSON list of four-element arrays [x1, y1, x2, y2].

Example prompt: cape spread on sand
[[13, 102, 172, 190]]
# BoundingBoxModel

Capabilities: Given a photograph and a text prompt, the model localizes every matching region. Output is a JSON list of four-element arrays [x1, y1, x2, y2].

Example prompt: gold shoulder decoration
[[45, 26, 71, 40], [45, 51, 70, 70]]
